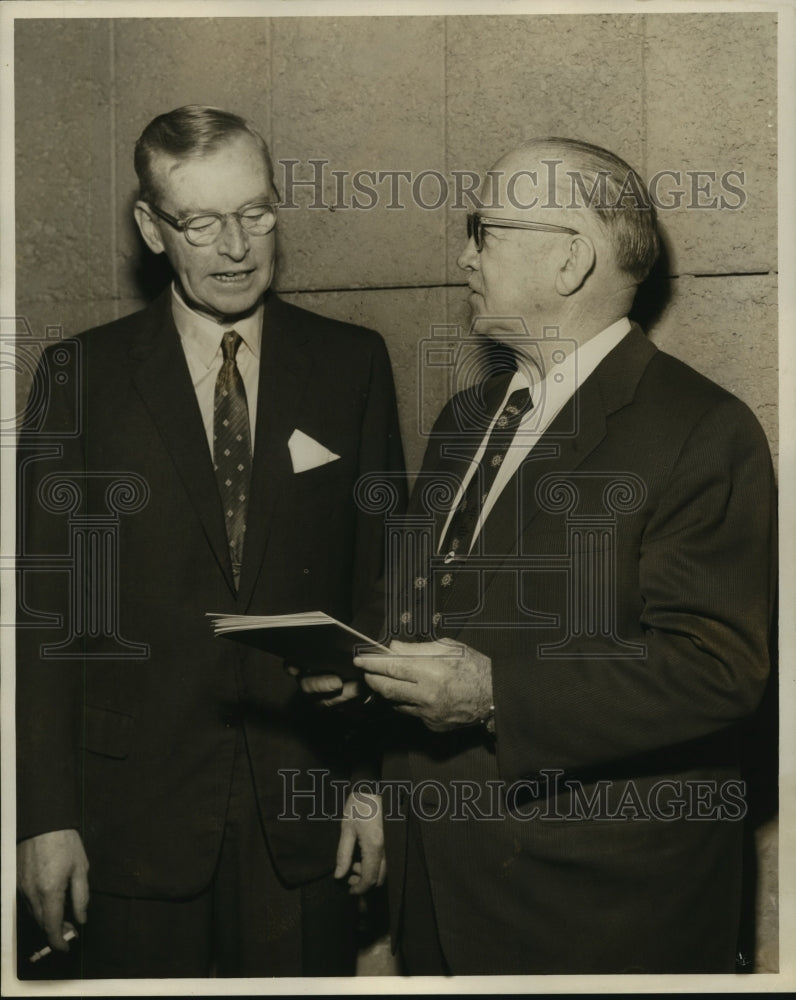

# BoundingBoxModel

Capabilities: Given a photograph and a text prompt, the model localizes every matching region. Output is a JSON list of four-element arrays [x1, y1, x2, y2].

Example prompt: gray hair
[[516, 137, 660, 282], [134, 105, 275, 204]]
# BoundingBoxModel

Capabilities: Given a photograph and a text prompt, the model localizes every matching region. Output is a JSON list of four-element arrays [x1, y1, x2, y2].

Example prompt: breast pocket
[[287, 459, 354, 514]]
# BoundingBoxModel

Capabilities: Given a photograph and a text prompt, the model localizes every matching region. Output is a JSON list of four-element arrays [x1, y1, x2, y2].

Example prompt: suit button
[[220, 705, 242, 726]]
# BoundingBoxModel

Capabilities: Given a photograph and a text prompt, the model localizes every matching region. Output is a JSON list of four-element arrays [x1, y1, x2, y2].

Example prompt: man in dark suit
[[354, 138, 777, 974], [16, 105, 403, 978]]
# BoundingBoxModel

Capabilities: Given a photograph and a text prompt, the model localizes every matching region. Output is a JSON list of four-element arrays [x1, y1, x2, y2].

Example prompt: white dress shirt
[[171, 284, 263, 454], [439, 318, 632, 554]]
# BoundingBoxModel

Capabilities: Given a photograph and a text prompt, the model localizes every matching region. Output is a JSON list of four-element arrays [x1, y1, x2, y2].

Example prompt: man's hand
[[284, 663, 365, 707], [17, 829, 89, 951], [355, 638, 493, 732], [334, 790, 386, 895]]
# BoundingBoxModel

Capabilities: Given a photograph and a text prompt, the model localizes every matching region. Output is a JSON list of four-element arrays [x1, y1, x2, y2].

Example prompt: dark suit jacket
[[17, 289, 404, 897], [381, 325, 777, 974]]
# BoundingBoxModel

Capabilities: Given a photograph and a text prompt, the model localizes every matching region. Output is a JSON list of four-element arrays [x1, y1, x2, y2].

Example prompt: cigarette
[[29, 927, 77, 963]]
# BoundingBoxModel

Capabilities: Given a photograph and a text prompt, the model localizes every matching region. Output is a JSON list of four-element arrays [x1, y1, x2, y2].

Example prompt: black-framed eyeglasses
[[148, 201, 279, 246], [466, 213, 578, 252]]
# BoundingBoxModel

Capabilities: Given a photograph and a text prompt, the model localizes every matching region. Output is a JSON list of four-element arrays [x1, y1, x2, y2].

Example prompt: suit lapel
[[485, 375, 608, 557], [413, 374, 512, 550], [236, 294, 313, 608], [128, 292, 234, 589], [438, 326, 657, 625]]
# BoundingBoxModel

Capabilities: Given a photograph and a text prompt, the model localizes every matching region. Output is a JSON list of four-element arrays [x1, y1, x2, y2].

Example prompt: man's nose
[[457, 236, 479, 271], [216, 215, 249, 259]]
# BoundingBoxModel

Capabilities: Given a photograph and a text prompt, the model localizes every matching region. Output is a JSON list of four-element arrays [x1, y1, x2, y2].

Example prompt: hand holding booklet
[[207, 611, 389, 679]]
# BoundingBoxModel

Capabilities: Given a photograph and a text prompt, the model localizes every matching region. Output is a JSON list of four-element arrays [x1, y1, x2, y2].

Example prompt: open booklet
[[207, 611, 389, 678]]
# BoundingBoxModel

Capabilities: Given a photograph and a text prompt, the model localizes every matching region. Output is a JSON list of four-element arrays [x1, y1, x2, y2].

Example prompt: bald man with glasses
[[16, 105, 404, 979], [329, 137, 776, 974]]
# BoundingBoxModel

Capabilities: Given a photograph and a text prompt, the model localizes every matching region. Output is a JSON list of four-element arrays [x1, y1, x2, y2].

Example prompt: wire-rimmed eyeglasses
[[148, 202, 279, 246]]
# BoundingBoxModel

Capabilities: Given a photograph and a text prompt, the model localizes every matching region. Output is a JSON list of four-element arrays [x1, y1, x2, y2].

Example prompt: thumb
[[354, 837, 381, 892], [40, 891, 68, 951], [70, 868, 90, 925], [334, 822, 356, 879]]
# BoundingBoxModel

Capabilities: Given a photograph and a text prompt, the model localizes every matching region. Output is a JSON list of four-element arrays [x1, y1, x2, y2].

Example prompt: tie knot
[[501, 386, 532, 419], [221, 330, 242, 362]]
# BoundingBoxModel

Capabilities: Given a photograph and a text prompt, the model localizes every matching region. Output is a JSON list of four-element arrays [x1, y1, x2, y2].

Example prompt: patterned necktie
[[213, 331, 252, 588], [440, 385, 532, 562]]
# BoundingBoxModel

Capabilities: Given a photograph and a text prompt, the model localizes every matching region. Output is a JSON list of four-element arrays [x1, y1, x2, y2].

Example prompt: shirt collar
[[504, 316, 631, 434], [507, 316, 631, 396], [574, 316, 631, 380], [170, 283, 263, 369]]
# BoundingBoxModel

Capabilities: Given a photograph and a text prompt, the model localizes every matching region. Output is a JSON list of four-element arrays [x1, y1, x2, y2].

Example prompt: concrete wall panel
[[15, 20, 114, 305], [281, 286, 448, 474], [445, 14, 646, 282], [113, 18, 273, 301], [272, 17, 446, 292], [645, 13, 777, 276], [649, 273, 778, 463]]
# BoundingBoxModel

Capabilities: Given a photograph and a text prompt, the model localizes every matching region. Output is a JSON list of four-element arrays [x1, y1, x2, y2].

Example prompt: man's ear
[[134, 201, 166, 255], [555, 235, 595, 296]]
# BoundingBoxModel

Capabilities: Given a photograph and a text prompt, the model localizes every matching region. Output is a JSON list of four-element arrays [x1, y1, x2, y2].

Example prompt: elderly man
[[352, 138, 776, 974], [16, 105, 403, 978]]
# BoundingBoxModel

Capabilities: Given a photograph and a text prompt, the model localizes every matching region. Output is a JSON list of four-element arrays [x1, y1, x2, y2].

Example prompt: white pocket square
[[287, 429, 341, 473]]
